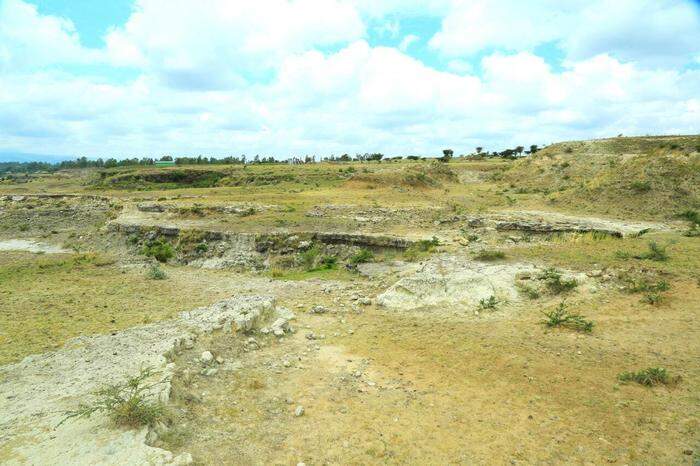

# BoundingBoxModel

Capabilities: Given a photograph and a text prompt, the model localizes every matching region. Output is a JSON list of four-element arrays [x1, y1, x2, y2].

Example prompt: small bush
[[350, 248, 374, 264], [146, 263, 167, 280], [142, 239, 175, 263], [678, 209, 700, 226], [59, 367, 165, 428], [473, 250, 506, 261], [194, 242, 209, 253], [625, 278, 670, 293], [478, 296, 498, 310], [299, 245, 320, 270], [516, 283, 540, 299], [404, 236, 440, 261], [630, 180, 652, 193], [635, 241, 669, 261], [541, 302, 593, 333], [539, 268, 578, 294], [641, 293, 663, 305], [618, 367, 677, 386], [320, 255, 337, 270]]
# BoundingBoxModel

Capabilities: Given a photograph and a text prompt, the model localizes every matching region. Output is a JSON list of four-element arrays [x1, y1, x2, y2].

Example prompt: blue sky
[[1, 0, 699, 161]]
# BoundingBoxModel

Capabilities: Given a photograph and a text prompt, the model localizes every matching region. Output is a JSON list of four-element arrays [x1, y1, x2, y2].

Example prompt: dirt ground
[[1, 141, 699, 465]]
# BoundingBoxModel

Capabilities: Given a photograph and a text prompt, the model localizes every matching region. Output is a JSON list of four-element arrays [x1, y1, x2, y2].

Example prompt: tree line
[[0, 146, 541, 175]]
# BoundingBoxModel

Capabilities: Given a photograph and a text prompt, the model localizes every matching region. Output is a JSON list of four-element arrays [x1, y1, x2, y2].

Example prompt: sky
[[0, 0, 699, 161]]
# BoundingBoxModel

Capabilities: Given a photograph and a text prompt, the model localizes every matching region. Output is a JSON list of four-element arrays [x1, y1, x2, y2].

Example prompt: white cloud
[[0, 0, 698, 159], [429, 0, 700, 67], [0, 0, 99, 70], [105, 0, 366, 90]]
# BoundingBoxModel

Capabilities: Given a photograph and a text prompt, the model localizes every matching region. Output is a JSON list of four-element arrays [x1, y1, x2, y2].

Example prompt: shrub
[[404, 236, 440, 261], [679, 209, 700, 225], [618, 367, 677, 386], [320, 255, 337, 270], [350, 248, 374, 264], [630, 180, 652, 193], [641, 293, 663, 305], [635, 241, 669, 261], [59, 367, 165, 428], [625, 278, 670, 293], [541, 302, 593, 333], [299, 245, 320, 270], [473, 250, 506, 261], [539, 268, 578, 294], [194, 242, 209, 253], [146, 263, 167, 280], [478, 296, 498, 310], [516, 283, 540, 299], [142, 239, 175, 263]]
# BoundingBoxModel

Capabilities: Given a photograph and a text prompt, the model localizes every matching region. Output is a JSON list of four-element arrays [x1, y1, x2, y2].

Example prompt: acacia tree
[[476, 147, 483, 154], [441, 149, 454, 162]]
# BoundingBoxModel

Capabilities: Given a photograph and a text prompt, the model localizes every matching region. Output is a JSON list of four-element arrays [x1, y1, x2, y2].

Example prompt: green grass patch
[[618, 367, 678, 386], [541, 302, 593, 333]]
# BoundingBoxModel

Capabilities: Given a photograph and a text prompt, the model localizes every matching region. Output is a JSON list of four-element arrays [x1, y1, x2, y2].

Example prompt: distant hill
[[500, 135, 700, 220]]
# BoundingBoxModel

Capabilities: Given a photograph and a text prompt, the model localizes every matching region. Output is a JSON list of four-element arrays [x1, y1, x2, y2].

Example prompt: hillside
[[500, 135, 700, 220]]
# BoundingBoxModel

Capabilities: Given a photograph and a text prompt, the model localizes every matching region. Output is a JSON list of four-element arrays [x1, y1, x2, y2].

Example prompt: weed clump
[[404, 236, 440, 261], [350, 248, 374, 264], [516, 283, 540, 299], [299, 245, 320, 270], [146, 263, 167, 280], [679, 209, 700, 237], [539, 268, 578, 294], [541, 302, 593, 333], [618, 367, 678, 386], [319, 255, 337, 270], [59, 367, 165, 428], [473, 250, 506, 261], [636, 241, 669, 261], [142, 239, 175, 263], [478, 296, 499, 310]]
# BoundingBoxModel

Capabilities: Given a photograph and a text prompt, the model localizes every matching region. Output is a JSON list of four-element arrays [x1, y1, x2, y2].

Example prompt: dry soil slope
[[501, 135, 700, 220]]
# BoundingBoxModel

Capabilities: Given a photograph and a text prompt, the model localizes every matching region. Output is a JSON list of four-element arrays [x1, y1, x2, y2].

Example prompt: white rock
[[200, 351, 214, 364], [310, 305, 329, 314], [295, 406, 305, 417]]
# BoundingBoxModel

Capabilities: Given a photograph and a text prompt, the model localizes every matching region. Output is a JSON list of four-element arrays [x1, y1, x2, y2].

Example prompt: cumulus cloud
[[429, 0, 700, 67], [0, 0, 698, 158], [0, 0, 100, 70], [105, 0, 366, 90]]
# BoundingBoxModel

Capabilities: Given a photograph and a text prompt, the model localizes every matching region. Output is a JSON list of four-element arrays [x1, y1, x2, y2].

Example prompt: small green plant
[[142, 239, 175, 263], [635, 241, 669, 261], [350, 248, 374, 264], [404, 236, 440, 261], [641, 292, 663, 305], [473, 250, 506, 261], [194, 242, 209, 253], [516, 283, 540, 299], [146, 263, 167, 280], [478, 296, 498, 310], [539, 268, 578, 294], [625, 278, 670, 293], [618, 367, 677, 386], [541, 302, 593, 333], [299, 245, 320, 270], [319, 255, 338, 270], [59, 367, 165, 428], [630, 180, 652, 193], [678, 210, 700, 237]]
